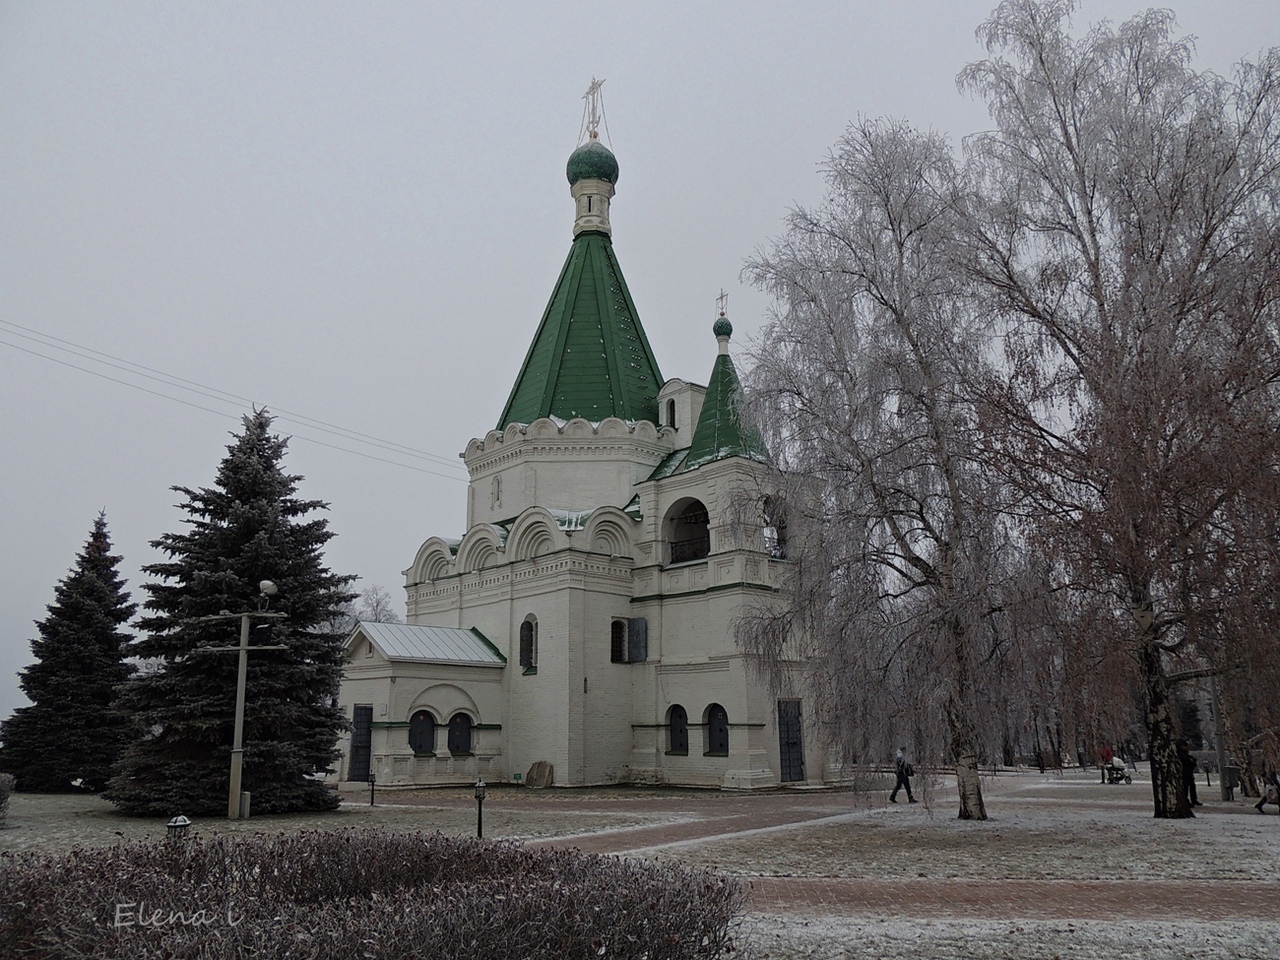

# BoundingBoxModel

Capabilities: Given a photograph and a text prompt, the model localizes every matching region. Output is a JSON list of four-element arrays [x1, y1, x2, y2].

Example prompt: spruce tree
[[107, 411, 356, 816], [0, 513, 136, 792]]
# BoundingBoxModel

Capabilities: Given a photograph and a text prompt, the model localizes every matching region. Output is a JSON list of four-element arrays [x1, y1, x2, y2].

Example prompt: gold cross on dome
[[717, 289, 728, 317], [582, 78, 606, 139]]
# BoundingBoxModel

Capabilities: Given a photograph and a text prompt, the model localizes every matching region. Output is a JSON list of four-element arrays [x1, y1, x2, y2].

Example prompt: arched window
[[408, 710, 436, 755], [704, 703, 729, 756], [447, 713, 473, 755], [666, 398, 676, 428], [667, 499, 710, 564], [667, 704, 689, 755], [519, 616, 538, 672], [490, 475, 502, 509], [610, 619, 627, 663]]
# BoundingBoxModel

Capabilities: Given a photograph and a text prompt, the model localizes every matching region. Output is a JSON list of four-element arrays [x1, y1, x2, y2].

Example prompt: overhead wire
[[0, 320, 470, 483]]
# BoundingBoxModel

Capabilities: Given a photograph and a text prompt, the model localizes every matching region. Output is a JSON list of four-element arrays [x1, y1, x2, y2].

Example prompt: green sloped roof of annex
[[646, 447, 690, 481], [497, 231, 663, 429]]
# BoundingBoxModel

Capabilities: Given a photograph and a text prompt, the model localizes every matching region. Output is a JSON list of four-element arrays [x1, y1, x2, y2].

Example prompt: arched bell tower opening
[[663, 497, 710, 565]]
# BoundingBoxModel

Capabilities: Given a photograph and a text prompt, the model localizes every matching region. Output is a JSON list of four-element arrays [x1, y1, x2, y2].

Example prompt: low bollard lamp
[[474, 777, 486, 839]]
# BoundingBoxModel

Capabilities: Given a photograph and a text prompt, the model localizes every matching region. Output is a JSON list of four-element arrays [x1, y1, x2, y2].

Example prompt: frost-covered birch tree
[[961, 0, 1280, 817], [740, 118, 1011, 820]]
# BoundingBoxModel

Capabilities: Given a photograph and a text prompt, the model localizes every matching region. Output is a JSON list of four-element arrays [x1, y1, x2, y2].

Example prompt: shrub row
[[0, 773, 13, 827], [0, 829, 744, 959]]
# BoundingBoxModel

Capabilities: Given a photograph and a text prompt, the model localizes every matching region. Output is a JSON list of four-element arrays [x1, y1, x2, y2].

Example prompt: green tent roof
[[497, 231, 663, 429], [680, 345, 769, 472]]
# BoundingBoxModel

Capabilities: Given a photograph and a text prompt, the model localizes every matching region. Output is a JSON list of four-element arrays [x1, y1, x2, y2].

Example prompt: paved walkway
[[526, 787, 1280, 921], [742, 877, 1276, 921]]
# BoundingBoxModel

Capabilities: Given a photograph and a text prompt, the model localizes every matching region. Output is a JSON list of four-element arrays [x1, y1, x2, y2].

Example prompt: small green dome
[[567, 138, 619, 186], [713, 316, 733, 338]]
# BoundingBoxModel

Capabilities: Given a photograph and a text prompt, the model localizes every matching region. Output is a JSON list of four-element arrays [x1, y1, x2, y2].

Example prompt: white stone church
[[335, 114, 826, 790]]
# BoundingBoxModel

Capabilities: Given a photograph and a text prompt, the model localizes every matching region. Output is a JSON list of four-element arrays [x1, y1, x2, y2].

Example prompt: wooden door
[[778, 700, 805, 783], [349, 705, 372, 781]]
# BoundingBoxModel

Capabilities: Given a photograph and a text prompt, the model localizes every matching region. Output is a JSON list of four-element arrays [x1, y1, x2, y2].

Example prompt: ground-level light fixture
[[166, 815, 192, 840], [474, 777, 486, 839]]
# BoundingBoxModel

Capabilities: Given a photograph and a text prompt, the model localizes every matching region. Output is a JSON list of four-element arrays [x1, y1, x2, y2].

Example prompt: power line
[[0, 318, 470, 478], [0, 333, 469, 484]]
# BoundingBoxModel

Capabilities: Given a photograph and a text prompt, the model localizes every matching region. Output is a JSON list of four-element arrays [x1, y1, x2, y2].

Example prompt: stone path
[[526, 786, 1280, 921], [742, 877, 1276, 921]]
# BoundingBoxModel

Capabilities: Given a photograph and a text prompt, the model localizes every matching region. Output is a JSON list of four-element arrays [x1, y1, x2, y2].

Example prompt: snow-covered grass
[[659, 769, 1277, 881], [0, 789, 692, 855], [4, 771, 1277, 959], [685, 770, 1280, 959], [734, 916, 1278, 960]]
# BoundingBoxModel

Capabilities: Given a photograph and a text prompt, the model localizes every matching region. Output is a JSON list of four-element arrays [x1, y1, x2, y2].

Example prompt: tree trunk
[[947, 621, 988, 820], [1139, 631, 1189, 818], [949, 717, 988, 820]]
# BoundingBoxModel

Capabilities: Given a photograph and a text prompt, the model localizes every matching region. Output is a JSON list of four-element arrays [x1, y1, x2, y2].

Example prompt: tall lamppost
[[200, 580, 287, 819], [474, 777, 486, 839]]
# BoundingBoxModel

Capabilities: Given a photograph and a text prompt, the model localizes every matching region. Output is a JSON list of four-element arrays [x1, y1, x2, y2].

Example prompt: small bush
[[0, 829, 744, 959], [0, 773, 13, 826]]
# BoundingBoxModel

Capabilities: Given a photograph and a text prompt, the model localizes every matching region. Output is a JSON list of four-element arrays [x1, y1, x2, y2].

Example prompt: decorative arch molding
[[411, 683, 480, 722], [527, 418, 560, 438], [632, 420, 659, 442], [507, 509, 565, 561], [564, 417, 594, 438], [467, 416, 661, 455], [455, 525, 506, 573], [423, 554, 451, 582], [597, 417, 629, 437], [583, 506, 636, 557], [409, 537, 459, 584]]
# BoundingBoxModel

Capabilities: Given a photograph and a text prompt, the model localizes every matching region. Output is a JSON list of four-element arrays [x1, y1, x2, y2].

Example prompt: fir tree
[[107, 411, 356, 815], [0, 513, 136, 792]]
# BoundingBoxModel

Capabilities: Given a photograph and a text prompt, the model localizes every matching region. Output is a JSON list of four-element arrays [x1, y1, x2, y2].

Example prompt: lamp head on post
[[474, 777, 486, 802], [258, 580, 277, 611]]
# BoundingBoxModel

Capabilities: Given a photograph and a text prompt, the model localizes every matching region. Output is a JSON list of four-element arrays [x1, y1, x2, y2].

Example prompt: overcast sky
[[2, 1, 1276, 720]]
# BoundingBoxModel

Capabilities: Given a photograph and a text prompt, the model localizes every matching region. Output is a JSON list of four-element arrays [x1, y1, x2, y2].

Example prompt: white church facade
[[335, 114, 826, 790]]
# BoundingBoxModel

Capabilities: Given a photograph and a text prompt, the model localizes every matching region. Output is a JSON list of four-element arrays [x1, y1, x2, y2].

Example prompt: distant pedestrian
[[1176, 739, 1202, 812], [1256, 771, 1279, 814], [1098, 742, 1114, 784], [890, 746, 916, 803]]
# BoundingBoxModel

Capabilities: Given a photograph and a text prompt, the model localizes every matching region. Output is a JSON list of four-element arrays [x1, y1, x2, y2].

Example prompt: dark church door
[[778, 700, 805, 783], [349, 705, 372, 782]]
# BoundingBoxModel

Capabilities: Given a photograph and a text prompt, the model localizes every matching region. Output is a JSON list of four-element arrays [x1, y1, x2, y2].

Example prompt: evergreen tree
[[0, 513, 136, 792], [107, 411, 356, 816]]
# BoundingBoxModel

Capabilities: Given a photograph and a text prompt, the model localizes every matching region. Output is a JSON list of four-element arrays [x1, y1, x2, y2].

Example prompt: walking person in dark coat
[[1256, 770, 1279, 814], [1176, 739, 1202, 812], [890, 746, 916, 803]]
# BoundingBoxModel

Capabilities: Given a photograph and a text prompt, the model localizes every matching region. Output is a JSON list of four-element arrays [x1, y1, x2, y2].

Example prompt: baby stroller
[[1105, 756, 1132, 785]]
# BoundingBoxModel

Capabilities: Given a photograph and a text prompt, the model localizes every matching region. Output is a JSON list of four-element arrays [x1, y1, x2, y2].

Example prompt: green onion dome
[[713, 316, 733, 338], [566, 138, 619, 186]]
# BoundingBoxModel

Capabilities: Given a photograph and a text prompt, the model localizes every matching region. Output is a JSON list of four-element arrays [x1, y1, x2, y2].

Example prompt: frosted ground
[[2, 768, 1277, 959]]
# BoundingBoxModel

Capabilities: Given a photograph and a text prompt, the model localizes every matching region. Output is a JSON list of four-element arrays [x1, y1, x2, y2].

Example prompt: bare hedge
[[0, 773, 13, 826], [0, 829, 745, 959]]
